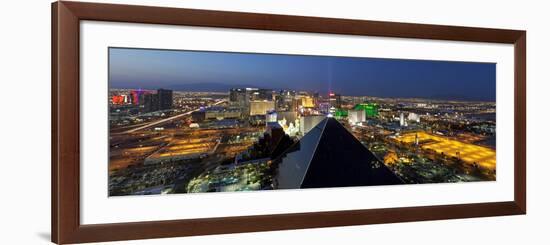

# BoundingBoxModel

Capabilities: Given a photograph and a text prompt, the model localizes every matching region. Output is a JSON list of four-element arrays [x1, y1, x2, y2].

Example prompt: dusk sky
[[109, 47, 496, 101]]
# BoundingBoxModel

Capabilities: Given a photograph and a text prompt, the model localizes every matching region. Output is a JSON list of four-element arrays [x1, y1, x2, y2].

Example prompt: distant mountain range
[[111, 82, 259, 92], [110, 82, 494, 102], [167, 82, 259, 92], [428, 93, 495, 102]]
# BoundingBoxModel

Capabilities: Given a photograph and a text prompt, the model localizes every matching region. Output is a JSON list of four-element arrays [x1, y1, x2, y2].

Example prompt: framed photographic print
[[52, 1, 526, 244]]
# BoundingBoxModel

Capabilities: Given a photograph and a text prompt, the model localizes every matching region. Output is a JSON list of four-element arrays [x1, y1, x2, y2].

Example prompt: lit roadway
[[123, 100, 227, 134]]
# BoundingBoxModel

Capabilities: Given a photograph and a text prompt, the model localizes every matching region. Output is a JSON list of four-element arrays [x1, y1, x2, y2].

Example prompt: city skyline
[[109, 48, 496, 102], [108, 47, 497, 196]]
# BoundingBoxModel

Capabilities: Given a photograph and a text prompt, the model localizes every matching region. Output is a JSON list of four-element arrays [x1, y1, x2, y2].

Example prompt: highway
[[123, 100, 226, 133]]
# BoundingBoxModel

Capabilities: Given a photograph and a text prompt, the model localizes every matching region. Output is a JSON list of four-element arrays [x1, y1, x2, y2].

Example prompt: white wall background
[[0, 0, 547, 244]]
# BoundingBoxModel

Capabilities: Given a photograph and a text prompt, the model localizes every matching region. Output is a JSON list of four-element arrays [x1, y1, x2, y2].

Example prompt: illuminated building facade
[[329, 93, 342, 108], [250, 88, 274, 101], [111, 95, 126, 105], [334, 108, 348, 119], [318, 102, 331, 114], [408, 112, 420, 123], [348, 109, 366, 125], [229, 88, 247, 107], [192, 107, 242, 122], [275, 90, 296, 111], [266, 110, 278, 123], [249, 100, 275, 116], [130, 89, 147, 105], [354, 103, 379, 117]]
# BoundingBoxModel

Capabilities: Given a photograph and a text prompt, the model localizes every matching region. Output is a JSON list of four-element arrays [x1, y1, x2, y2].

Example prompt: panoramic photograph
[[108, 47, 496, 196]]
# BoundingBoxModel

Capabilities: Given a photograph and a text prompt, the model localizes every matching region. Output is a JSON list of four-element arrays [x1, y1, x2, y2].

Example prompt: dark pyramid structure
[[273, 117, 403, 189]]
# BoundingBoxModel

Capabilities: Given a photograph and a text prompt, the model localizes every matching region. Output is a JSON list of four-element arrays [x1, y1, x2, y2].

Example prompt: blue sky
[[109, 47, 496, 101]]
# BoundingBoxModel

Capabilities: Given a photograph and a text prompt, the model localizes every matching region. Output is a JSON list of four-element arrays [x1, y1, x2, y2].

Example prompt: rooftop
[[273, 117, 403, 189]]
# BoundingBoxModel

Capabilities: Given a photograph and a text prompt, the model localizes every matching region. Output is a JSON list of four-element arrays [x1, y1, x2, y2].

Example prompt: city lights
[[108, 47, 496, 196]]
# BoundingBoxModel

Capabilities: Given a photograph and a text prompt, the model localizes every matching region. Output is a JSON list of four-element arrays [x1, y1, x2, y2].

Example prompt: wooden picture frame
[[52, 1, 526, 244]]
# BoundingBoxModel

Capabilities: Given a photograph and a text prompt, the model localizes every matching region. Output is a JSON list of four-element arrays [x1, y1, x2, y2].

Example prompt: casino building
[[272, 117, 403, 189]]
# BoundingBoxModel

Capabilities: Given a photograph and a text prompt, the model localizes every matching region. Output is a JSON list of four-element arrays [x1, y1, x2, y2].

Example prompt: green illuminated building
[[354, 103, 379, 117], [334, 108, 348, 119]]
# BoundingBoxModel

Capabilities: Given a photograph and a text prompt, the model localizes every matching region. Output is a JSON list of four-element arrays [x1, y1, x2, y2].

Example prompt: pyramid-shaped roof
[[273, 117, 403, 189]]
